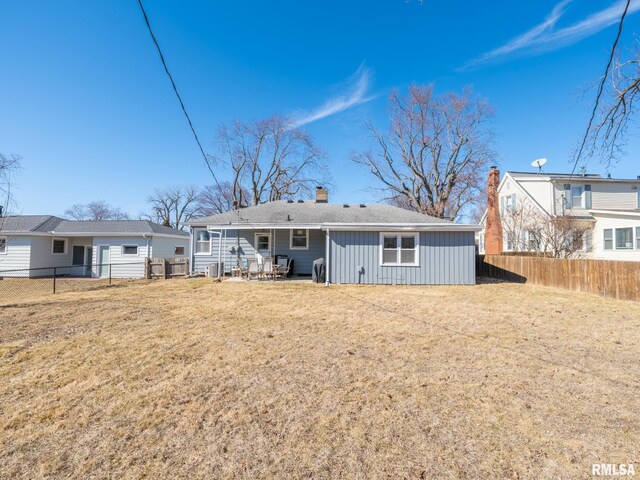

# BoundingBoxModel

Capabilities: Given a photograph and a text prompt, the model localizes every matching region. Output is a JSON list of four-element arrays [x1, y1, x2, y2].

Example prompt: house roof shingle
[[188, 200, 455, 226], [0, 216, 188, 236]]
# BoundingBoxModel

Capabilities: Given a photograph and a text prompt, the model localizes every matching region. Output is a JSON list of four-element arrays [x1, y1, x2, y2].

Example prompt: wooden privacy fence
[[477, 255, 640, 301], [145, 257, 189, 279]]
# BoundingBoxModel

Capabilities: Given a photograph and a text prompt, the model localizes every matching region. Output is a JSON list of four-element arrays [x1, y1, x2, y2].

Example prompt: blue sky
[[1, 0, 639, 217]]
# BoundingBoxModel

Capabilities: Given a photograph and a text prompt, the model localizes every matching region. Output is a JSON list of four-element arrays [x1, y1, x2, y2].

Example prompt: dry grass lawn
[[1, 279, 639, 479]]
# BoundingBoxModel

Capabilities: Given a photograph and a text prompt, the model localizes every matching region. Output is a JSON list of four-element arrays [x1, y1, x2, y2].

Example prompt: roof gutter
[[589, 209, 640, 218], [196, 222, 481, 232], [321, 223, 482, 232], [48, 232, 188, 239]]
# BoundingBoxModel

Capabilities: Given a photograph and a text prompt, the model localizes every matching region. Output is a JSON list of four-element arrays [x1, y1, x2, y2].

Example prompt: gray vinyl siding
[[273, 229, 325, 274], [151, 236, 189, 259], [92, 237, 148, 278], [193, 228, 326, 275], [0, 235, 32, 277], [29, 236, 74, 277], [329, 230, 475, 285]]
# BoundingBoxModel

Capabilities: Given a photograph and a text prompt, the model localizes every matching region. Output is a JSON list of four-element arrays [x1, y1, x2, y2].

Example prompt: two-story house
[[479, 168, 640, 261]]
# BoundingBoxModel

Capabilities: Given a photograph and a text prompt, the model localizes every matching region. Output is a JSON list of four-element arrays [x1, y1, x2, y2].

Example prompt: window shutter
[[500, 196, 505, 215], [584, 184, 592, 209], [563, 184, 572, 209]]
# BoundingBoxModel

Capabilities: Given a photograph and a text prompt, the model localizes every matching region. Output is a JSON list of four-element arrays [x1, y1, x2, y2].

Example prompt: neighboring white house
[[479, 171, 640, 261], [0, 216, 190, 278]]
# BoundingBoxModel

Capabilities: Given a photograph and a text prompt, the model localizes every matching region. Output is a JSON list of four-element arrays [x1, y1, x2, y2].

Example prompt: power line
[[571, 0, 631, 178], [136, 0, 220, 184]]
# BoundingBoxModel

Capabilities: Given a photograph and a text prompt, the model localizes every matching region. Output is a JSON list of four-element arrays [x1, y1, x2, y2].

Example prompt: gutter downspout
[[143, 233, 152, 260], [189, 228, 195, 274], [218, 230, 223, 281], [325, 228, 330, 286]]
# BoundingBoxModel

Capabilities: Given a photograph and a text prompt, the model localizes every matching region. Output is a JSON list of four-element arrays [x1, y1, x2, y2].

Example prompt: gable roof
[[0, 215, 65, 233], [0, 216, 188, 237], [187, 200, 478, 231]]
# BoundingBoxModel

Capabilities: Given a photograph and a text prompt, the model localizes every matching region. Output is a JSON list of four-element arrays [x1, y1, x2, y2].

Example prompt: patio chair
[[239, 257, 249, 279], [247, 260, 260, 280], [261, 258, 275, 280], [274, 258, 292, 280]]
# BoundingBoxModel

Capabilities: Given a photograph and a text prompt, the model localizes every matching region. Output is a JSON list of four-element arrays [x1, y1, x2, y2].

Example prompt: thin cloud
[[462, 0, 640, 70], [292, 64, 374, 128]]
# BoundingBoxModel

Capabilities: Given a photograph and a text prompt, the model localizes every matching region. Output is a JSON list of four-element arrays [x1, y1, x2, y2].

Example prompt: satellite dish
[[531, 158, 547, 174]]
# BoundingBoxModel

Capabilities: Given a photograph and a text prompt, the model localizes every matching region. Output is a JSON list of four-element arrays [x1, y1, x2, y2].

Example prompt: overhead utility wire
[[136, 0, 220, 185]]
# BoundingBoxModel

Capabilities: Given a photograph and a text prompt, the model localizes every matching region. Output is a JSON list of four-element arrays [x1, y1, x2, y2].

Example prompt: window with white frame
[[505, 232, 514, 251], [195, 230, 211, 254], [122, 245, 138, 255], [603, 229, 613, 250], [636, 227, 640, 250], [571, 186, 583, 208], [615, 227, 633, 250], [175, 246, 185, 255], [380, 233, 419, 266], [505, 194, 515, 212], [0, 236, 6, 254], [255, 234, 270, 251], [51, 238, 67, 255], [290, 229, 308, 249]]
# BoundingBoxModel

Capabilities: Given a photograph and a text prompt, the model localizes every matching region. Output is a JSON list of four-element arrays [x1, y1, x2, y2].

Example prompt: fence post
[[164, 259, 169, 280], [53, 267, 57, 294], [109, 264, 112, 285], [145, 257, 150, 280]]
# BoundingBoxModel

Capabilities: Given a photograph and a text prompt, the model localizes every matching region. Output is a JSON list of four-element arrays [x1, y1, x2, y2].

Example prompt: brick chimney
[[315, 186, 328, 203], [484, 166, 503, 255]]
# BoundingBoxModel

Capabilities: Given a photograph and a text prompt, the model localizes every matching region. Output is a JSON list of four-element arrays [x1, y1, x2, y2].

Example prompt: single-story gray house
[[0, 215, 189, 278], [186, 188, 480, 285]]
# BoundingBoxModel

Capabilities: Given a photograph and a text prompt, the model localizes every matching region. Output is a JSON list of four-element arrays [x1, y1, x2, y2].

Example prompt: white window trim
[[254, 232, 272, 253], [289, 228, 309, 250], [51, 238, 68, 255], [379, 232, 419, 267], [174, 245, 186, 256], [614, 227, 634, 250], [194, 229, 212, 256], [122, 245, 139, 256], [604, 227, 639, 251], [0, 236, 6, 255], [571, 186, 583, 209]]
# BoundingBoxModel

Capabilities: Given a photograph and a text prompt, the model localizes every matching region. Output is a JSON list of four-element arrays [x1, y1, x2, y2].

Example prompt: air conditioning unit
[[208, 262, 224, 278]]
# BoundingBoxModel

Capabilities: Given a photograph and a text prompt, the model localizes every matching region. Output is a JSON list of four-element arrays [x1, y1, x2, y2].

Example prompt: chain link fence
[[0, 262, 151, 305]]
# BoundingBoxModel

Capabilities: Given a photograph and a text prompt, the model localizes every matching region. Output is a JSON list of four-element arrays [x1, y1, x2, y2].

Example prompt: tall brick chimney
[[315, 186, 328, 203], [484, 166, 503, 255]]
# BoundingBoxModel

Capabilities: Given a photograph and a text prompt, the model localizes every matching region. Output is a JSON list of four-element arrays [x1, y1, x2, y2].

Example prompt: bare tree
[[501, 202, 538, 253], [498, 200, 590, 258], [145, 185, 200, 229], [0, 153, 21, 215], [213, 115, 328, 207], [196, 182, 248, 216], [528, 215, 591, 259], [573, 0, 636, 170], [0, 153, 21, 237], [64, 201, 129, 221], [353, 85, 495, 220]]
